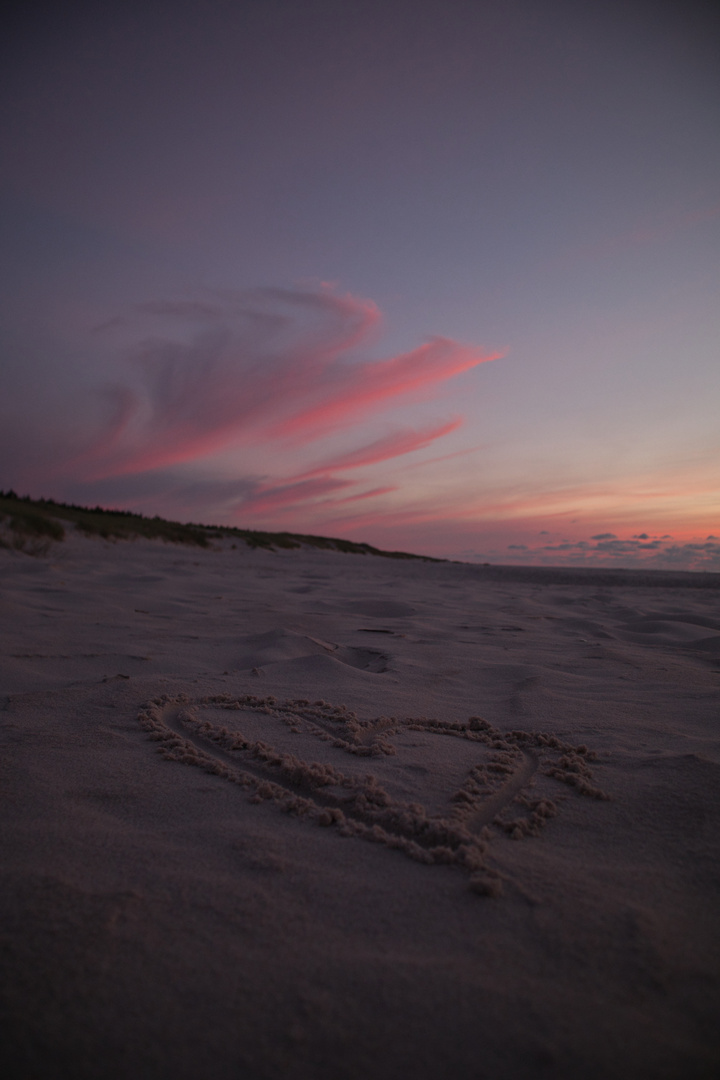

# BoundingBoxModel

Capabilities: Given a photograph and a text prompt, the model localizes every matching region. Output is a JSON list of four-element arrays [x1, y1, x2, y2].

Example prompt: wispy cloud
[[222, 419, 459, 519], [294, 419, 463, 479], [267, 340, 497, 442], [327, 486, 398, 505], [234, 476, 354, 515], [55, 286, 499, 483]]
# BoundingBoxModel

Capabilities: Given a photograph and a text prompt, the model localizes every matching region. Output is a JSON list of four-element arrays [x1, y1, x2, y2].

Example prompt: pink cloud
[[400, 443, 485, 471], [236, 476, 353, 516], [269, 339, 500, 442], [238, 481, 399, 520], [225, 420, 460, 524], [58, 287, 499, 482], [327, 486, 398, 505], [296, 419, 463, 479]]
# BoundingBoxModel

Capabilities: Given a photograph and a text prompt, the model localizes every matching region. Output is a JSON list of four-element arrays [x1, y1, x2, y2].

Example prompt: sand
[[1, 532, 719, 1079]]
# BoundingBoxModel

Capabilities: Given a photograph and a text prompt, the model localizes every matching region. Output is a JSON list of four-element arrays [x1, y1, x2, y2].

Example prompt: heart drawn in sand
[[139, 694, 608, 896]]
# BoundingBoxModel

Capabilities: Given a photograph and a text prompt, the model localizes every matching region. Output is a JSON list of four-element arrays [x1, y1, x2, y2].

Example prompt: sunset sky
[[1, 0, 718, 568]]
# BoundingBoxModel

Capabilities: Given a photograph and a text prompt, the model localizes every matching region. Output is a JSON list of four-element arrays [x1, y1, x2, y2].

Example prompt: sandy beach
[[1, 531, 719, 1079]]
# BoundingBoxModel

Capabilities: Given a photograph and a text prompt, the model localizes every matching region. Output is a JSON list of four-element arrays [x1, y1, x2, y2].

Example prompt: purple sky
[[1, 0, 719, 567]]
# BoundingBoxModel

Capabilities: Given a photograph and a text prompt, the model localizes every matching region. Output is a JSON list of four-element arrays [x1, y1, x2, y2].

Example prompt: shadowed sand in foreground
[[1, 529, 719, 1079]]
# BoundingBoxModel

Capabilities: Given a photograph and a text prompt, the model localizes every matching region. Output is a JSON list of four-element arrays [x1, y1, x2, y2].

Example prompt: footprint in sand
[[139, 692, 608, 897]]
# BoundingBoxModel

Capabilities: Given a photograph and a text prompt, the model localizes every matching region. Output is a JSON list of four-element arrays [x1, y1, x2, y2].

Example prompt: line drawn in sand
[[139, 694, 609, 897]]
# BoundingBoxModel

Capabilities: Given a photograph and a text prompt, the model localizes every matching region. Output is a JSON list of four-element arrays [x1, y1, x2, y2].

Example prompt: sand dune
[[1, 531, 719, 1078]]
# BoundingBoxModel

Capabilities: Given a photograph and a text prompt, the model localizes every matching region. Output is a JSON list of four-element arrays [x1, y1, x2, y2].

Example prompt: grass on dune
[[0, 491, 441, 561]]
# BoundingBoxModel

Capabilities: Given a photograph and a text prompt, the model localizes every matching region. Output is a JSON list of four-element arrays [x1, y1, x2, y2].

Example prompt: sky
[[1, 0, 719, 568]]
